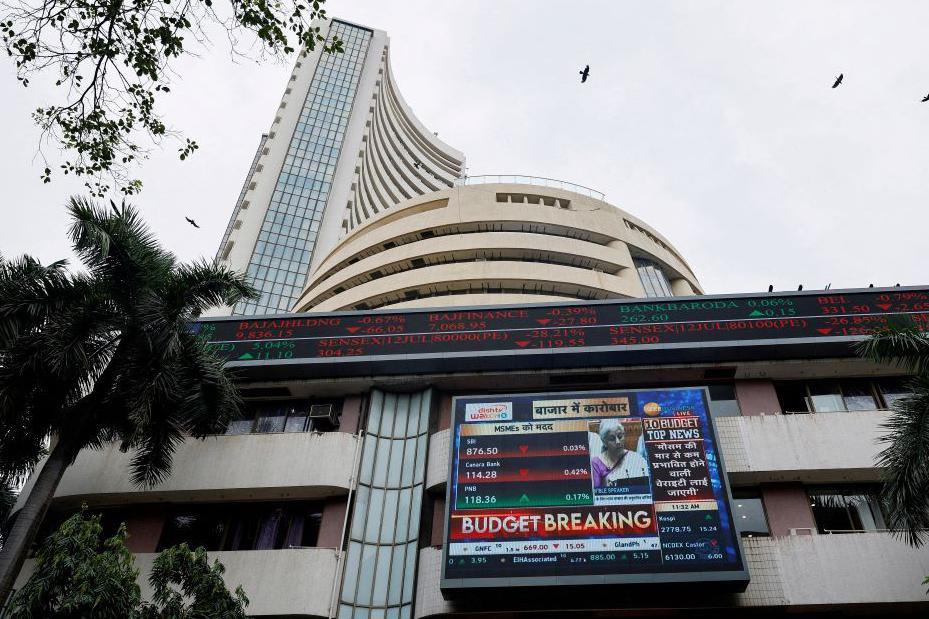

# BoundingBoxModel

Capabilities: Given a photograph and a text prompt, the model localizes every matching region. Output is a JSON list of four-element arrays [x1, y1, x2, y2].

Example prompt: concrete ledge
[[17, 432, 359, 509], [716, 411, 888, 484]]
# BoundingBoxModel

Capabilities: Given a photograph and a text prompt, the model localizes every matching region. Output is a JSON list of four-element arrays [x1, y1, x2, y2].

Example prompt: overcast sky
[[1, 1, 927, 295]]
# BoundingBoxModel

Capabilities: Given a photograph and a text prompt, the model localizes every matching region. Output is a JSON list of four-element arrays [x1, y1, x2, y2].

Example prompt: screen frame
[[439, 387, 750, 592]]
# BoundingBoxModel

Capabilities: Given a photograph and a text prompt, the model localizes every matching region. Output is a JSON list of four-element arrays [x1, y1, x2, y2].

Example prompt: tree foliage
[[3, 510, 142, 617], [0, 484, 15, 547], [856, 323, 929, 547], [0, 0, 341, 196], [0, 198, 257, 602], [4, 511, 248, 617], [142, 544, 247, 618]]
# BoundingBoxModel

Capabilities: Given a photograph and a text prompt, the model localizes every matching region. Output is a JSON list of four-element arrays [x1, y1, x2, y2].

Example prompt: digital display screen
[[441, 388, 748, 590], [191, 288, 929, 379]]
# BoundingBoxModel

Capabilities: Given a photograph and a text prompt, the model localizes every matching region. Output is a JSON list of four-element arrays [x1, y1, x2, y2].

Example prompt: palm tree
[[0, 198, 257, 603], [856, 325, 929, 546], [0, 483, 15, 546]]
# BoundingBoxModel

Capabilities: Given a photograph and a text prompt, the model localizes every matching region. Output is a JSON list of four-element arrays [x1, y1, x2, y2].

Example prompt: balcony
[[15, 548, 339, 617], [715, 410, 888, 484], [414, 533, 929, 615], [18, 431, 359, 508]]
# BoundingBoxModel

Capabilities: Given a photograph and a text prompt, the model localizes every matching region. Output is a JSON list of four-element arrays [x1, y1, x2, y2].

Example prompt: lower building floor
[[12, 357, 929, 617]]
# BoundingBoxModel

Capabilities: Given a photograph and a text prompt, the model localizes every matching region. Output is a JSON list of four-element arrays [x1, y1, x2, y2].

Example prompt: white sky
[[1, 1, 927, 295]]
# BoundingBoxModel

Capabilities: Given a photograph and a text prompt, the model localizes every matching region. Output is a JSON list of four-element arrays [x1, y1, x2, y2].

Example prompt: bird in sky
[[580, 65, 590, 83], [832, 73, 843, 88], [185, 217, 200, 229], [922, 93, 929, 102]]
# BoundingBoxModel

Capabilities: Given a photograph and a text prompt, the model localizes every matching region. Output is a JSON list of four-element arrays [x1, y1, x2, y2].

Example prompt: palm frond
[[67, 197, 175, 306], [126, 412, 186, 488], [856, 324, 929, 376], [0, 255, 76, 347], [877, 374, 929, 546]]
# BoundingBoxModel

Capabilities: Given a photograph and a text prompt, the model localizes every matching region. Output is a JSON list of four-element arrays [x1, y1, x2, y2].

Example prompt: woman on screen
[[591, 419, 649, 489]]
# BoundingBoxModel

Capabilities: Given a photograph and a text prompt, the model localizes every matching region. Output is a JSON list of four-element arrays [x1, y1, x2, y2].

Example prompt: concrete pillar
[[317, 498, 348, 548], [735, 380, 782, 416], [436, 394, 453, 431], [670, 278, 695, 297], [340, 395, 363, 433], [124, 506, 167, 553], [761, 483, 816, 537], [606, 240, 645, 296], [430, 496, 446, 547]]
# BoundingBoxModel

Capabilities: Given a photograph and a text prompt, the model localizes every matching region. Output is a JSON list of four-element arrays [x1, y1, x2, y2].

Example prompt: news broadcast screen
[[441, 388, 749, 589]]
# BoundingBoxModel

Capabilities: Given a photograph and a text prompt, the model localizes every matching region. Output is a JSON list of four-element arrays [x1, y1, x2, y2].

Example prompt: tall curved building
[[214, 19, 465, 316]]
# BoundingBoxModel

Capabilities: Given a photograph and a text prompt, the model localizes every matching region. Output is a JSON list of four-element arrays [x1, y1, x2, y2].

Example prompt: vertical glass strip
[[339, 388, 432, 616]]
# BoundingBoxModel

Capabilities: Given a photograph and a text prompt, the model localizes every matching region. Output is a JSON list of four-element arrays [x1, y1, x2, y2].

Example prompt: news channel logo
[[643, 402, 662, 417], [465, 402, 513, 422]]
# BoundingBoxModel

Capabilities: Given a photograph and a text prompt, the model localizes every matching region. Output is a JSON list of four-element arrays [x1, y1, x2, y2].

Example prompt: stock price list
[[456, 425, 593, 509]]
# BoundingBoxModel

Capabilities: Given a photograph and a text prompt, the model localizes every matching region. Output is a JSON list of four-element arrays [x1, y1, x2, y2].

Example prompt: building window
[[224, 400, 341, 435], [633, 257, 673, 298], [158, 501, 323, 552], [731, 489, 769, 537], [775, 379, 881, 413], [807, 486, 886, 534], [877, 377, 912, 408]]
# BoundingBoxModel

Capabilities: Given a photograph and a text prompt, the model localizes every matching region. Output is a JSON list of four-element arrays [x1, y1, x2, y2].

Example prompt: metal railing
[[455, 174, 605, 201], [781, 408, 893, 415]]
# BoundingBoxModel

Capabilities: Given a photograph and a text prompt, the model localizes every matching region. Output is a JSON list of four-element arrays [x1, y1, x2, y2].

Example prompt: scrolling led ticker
[[190, 287, 929, 379]]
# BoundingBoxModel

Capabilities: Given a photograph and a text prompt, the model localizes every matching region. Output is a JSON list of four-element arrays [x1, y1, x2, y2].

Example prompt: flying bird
[[580, 65, 590, 83], [832, 73, 843, 88], [185, 217, 200, 229], [922, 93, 929, 102]]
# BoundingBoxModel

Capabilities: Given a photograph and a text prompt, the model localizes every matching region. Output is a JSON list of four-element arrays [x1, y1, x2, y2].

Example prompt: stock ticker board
[[191, 287, 929, 379], [441, 388, 749, 589]]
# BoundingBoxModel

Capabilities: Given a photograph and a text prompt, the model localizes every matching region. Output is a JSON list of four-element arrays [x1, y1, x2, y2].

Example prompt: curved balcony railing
[[455, 174, 605, 201]]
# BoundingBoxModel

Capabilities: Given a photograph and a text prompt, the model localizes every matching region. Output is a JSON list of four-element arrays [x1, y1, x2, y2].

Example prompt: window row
[[158, 501, 323, 552], [732, 485, 886, 538], [224, 400, 342, 435], [775, 378, 909, 413]]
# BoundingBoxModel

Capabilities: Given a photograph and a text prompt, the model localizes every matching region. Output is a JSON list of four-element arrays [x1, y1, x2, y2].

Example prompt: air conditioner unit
[[309, 404, 337, 424]]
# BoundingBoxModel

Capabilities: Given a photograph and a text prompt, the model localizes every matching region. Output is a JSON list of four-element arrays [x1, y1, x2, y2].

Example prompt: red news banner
[[449, 505, 658, 542]]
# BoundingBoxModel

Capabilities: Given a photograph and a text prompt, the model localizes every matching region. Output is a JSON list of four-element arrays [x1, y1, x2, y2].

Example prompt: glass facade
[[235, 21, 372, 315], [339, 390, 432, 619], [633, 257, 674, 298]]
